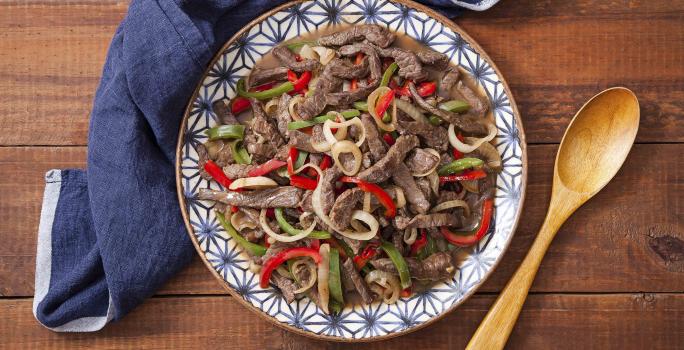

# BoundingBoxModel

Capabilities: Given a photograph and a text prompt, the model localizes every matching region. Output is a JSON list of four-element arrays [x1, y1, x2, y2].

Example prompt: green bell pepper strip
[[428, 115, 442, 126], [294, 150, 308, 170], [439, 99, 470, 113], [381, 111, 391, 123], [328, 248, 345, 304], [286, 109, 361, 130], [236, 78, 293, 100], [206, 124, 245, 141], [216, 211, 266, 256], [353, 101, 368, 111], [380, 62, 398, 87], [329, 299, 343, 314], [380, 241, 412, 289], [230, 140, 251, 165], [417, 234, 437, 261], [437, 157, 484, 176], [285, 40, 318, 51], [274, 208, 332, 239]]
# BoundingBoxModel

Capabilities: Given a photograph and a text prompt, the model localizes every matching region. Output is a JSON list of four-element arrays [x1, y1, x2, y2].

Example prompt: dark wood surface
[[0, 0, 682, 348]]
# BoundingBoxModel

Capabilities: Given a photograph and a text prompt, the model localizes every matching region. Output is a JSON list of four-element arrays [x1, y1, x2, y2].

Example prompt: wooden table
[[1, 1, 682, 348]]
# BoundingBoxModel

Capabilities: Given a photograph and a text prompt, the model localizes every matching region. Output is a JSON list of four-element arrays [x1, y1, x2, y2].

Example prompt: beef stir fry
[[197, 25, 501, 312]]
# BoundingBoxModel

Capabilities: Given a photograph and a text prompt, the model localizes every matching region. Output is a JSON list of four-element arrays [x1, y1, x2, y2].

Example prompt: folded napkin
[[33, 0, 499, 332]]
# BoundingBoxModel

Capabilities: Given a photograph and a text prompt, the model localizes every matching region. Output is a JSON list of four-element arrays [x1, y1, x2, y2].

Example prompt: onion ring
[[403, 228, 418, 245], [448, 122, 497, 153], [431, 199, 471, 217], [288, 95, 305, 121], [259, 209, 316, 242], [411, 148, 441, 177], [331, 140, 362, 176]]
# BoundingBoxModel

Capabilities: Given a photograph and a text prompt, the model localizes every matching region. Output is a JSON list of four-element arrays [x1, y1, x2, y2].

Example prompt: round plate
[[176, 0, 526, 341]]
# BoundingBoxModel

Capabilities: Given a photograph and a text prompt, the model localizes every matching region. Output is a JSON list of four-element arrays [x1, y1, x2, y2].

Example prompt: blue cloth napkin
[[33, 0, 498, 332]]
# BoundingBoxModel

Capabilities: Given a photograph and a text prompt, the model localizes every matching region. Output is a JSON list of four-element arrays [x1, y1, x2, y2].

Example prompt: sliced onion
[[291, 258, 317, 294], [448, 122, 497, 153], [312, 46, 335, 65], [403, 228, 418, 245], [365, 270, 401, 304], [427, 171, 440, 198], [461, 179, 480, 193], [431, 199, 471, 217], [259, 209, 316, 242], [230, 210, 258, 232], [331, 140, 362, 176], [276, 265, 294, 279], [317, 244, 330, 314], [411, 148, 441, 177], [476, 141, 502, 171], [363, 192, 372, 212], [288, 95, 305, 121], [393, 186, 406, 209], [322, 116, 365, 148], [229, 176, 278, 190], [367, 86, 396, 132], [395, 98, 429, 124], [299, 44, 317, 60], [264, 97, 280, 115]]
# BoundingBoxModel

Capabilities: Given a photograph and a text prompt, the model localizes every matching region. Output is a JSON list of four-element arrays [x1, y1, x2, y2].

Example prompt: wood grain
[[2, 143, 681, 297], [1, 294, 682, 349], [1, 1, 683, 145]]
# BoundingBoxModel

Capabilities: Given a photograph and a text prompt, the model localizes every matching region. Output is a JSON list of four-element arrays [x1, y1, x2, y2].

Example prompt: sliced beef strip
[[395, 119, 449, 152], [360, 113, 388, 162], [319, 167, 342, 214], [198, 187, 303, 208], [298, 190, 314, 212], [222, 164, 255, 179], [250, 98, 285, 148], [214, 143, 235, 167], [415, 176, 434, 203], [376, 46, 427, 81], [247, 66, 289, 88], [330, 187, 364, 230], [328, 57, 370, 79], [341, 265, 357, 292], [287, 130, 319, 154], [391, 163, 430, 214], [337, 152, 359, 175], [392, 230, 405, 255], [196, 143, 212, 180], [272, 45, 321, 72], [342, 258, 374, 304], [317, 24, 395, 48], [438, 190, 465, 203], [394, 213, 461, 230], [409, 82, 489, 136], [338, 43, 382, 82], [417, 50, 449, 70], [296, 60, 344, 119], [456, 80, 489, 119], [357, 135, 419, 183], [370, 252, 455, 281], [212, 99, 239, 124], [405, 148, 440, 175], [272, 273, 297, 303], [275, 93, 292, 138], [439, 67, 460, 98], [362, 151, 373, 169]]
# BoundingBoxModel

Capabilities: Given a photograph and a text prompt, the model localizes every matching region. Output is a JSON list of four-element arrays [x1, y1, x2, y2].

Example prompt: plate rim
[[175, 0, 527, 342]]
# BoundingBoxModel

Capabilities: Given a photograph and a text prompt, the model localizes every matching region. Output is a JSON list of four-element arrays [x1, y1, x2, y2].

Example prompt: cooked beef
[[392, 230, 405, 255], [337, 152, 359, 174], [222, 164, 255, 179], [376, 46, 427, 81], [439, 67, 460, 97], [391, 163, 430, 214], [318, 24, 395, 48], [296, 60, 344, 119], [272, 45, 321, 72], [362, 151, 373, 169], [370, 252, 454, 281], [308, 153, 323, 167], [198, 187, 303, 208], [396, 119, 449, 152], [415, 176, 434, 203], [298, 190, 314, 212], [417, 50, 449, 70], [405, 148, 440, 175], [196, 143, 212, 180], [338, 43, 382, 82], [360, 114, 387, 162], [408, 82, 488, 136], [438, 190, 465, 203], [272, 273, 297, 303], [330, 188, 364, 230], [358, 135, 419, 183], [456, 80, 488, 119], [250, 98, 285, 148], [286, 130, 319, 153], [275, 93, 292, 138], [212, 99, 239, 124], [320, 167, 342, 214], [248, 66, 289, 88], [213, 142, 235, 167], [328, 57, 370, 79], [342, 258, 374, 304], [394, 213, 461, 230]]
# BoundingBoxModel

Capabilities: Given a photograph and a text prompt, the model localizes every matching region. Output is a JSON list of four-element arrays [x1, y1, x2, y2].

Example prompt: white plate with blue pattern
[[176, 0, 526, 341]]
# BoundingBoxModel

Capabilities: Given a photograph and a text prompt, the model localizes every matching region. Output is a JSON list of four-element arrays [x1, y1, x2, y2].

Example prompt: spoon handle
[[465, 207, 568, 350]]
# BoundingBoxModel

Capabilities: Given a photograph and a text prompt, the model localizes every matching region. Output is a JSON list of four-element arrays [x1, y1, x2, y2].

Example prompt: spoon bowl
[[466, 87, 639, 350]]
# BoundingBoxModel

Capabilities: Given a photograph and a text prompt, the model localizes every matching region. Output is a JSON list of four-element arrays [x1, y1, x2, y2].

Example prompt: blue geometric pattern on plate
[[179, 0, 523, 340]]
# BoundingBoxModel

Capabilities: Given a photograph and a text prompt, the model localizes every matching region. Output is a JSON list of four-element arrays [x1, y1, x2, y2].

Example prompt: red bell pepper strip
[[247, 159, 287, 177], [266, 208, 275, 219], [230, 205, 239, 214], [290, 174, 318, 190], [400, 287, 412, 298], [294, 54, 303, 62], [287, 70, 298, 83], [259, 247, 321, 288], [350, 53, 364, 91], [440, 199, 494, 247], [439, 169, 487, 183], [374, 90, 395, 120], [203, 159, 233, 188], [396, 81, 436, 97], [230, 97, 251, 115], [319, 155, 332, 171], [287, 70, 312, 94], [409, 230, 428, 256], [382, 133, 396, 146], [339, 176, 396, 218], [353, 242, 379, 270], [287, 147, 298, 175]]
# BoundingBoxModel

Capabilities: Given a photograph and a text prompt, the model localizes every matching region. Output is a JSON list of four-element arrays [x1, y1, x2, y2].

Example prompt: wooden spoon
[[466, 87, 640, 350]]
